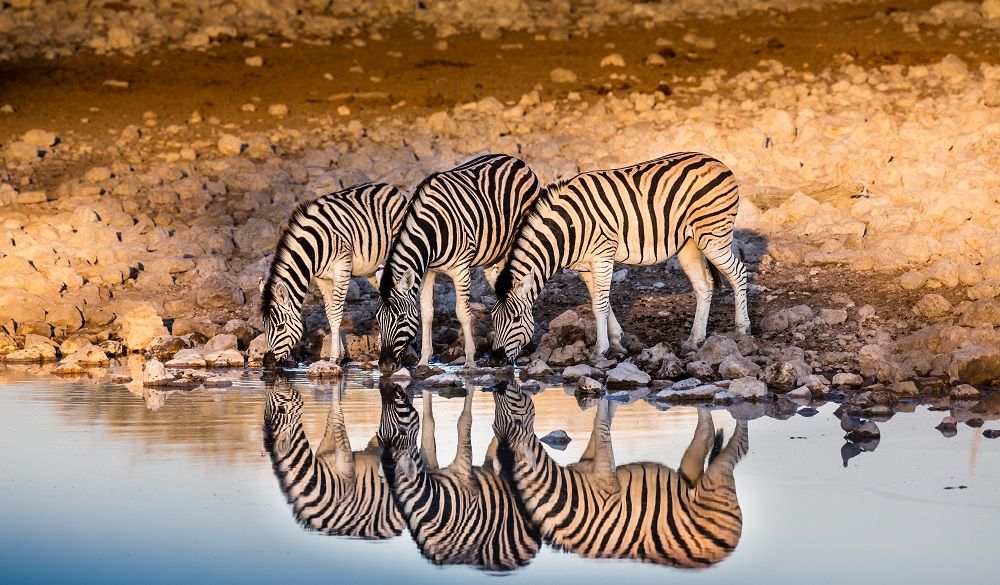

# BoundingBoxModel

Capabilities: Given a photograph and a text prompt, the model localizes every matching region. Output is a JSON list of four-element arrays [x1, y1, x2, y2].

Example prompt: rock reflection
[[378, 380, 541, 571], [493, 380, 749, 568], [263, 377, 405, 539]]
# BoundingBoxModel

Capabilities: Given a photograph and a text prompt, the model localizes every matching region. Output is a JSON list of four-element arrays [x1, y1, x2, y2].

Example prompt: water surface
[[1, 368, 997, 585]]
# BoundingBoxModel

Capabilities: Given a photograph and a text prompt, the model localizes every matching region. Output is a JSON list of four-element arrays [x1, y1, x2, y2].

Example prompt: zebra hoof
[[588, 349, 609, 363], [680, 340, 701, 355], [609, 342, 628, 358]]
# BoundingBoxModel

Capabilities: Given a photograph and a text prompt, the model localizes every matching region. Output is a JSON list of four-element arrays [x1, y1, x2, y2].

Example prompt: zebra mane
[[378, 172, 439, 302], [494, 183, 560, 303], [262, 198, 323, 312]]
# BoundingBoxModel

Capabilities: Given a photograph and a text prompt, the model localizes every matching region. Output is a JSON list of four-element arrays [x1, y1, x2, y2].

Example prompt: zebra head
[[262, 280, 304, 369], [491, 379, 536, 446], [377, 378, 421, 480], [489, 268, 536, 366], [262, 378, 303, 459], [376, 266, 419, 373]]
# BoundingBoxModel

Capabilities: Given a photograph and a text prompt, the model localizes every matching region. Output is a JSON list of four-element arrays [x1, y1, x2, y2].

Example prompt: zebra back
[[492, 382, 748, 568], [495, 152, 739, 303], [263, 182, 407, 316], [378, 381, 541, 571], [263, 380, 405, 539], [379, 154, 542, 298]]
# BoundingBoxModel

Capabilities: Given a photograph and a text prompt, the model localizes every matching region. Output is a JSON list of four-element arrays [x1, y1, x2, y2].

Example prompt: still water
[[1, 368, 997, 585]]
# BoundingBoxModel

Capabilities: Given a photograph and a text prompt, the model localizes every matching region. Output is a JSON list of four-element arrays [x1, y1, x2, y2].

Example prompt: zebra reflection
[[492, 381, 749, 568], [378, 380, 541, 571], [263, 378, 405, 539]]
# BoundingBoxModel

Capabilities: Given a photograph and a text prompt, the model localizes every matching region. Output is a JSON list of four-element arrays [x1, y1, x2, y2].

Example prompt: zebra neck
[[507, 214, 576, 301], [266, 422, 340, 516], [511, 435, 562, 489]]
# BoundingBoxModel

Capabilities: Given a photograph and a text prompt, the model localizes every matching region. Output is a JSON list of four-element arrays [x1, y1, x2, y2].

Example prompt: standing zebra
[[492, 381, 749, 567], [490, 152, 750, 364], [261, 182, 407, 368], [376, 154, 544, 372], [263, 378, 405, 539], [378, 380, 541, 571]]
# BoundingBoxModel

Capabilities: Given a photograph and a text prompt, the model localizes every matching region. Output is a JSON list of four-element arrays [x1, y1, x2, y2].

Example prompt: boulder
[[247, 334, 269, 366], [525, 359, 553, 378], [958, 299, 1000, 328], [145, 335, 191, 359], [859, 344, 916, 383], [540, 430, 572, 449], [686, 360, 714, 378], [221, 319, 255, 348], [548, 340, 588, 366], [425, 373, 463, 387], [948, 348, 1000, 385], [59, 334, 92, 356], [61, 343, 110, 366], [832, 372, 864, 386], [816, 308, 848, 325], [634, 342, 676, 373], [4, 344, 57, 362], [762, 361, 800, 391], [121, 305, 168, 350], [45, 303, 84, 331], [576, 376, 604, 393], [196, 275, 246, 309]]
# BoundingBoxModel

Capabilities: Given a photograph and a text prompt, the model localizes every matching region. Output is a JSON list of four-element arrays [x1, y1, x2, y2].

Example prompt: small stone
[[605, 362, 651, 386], [832, 372, 864, 387], [899, 270, 926, 290], [696, 335, 740, 365], [816, 308, 848, 325], [245, 56, 263, 67], [525, 359, 553, 378], [787, 385, 812, 398], [763, 362, 800, 391], [145, 335, 190, 359], [143, 358, 173, 386], [307, 360, 343, 379], [886, 381, 919, 396], [936, 416, 958, 433], [686, 360, 714, 378], [205, 333, 239, 351], [540, 430, 571, 449], [576, 376, 604, 393], [425, 372, 462, 387], [718, 353, 761, 379], [949, 384, 980, 398], [913, 294, 952, 318], [563, 364, 602, 381], [600, 53, 626, 67], [268, 103, 289, 116], [760, 305, 814, 332], [203, 377, 233, 388], [217, 134, 245, 155], [549, 68, 578, 83], [671, 378, 702, 391], [61, 343, 110, 366], [846, 420, 881, 441], [728, 377, 768, 400]]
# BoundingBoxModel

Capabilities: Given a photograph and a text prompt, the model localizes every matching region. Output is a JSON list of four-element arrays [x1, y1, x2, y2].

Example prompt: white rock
[[204, 333, 239, 351], [600, 53, 625, 67], [307, 360, 342, 379], [121, 305, 169, 350], [268, 103, 289, 116], [728, 377, 768, 400], [550, 67, 578, 83], [217, 134, 245, 155], [577, 376, 603, 392], [605, 362, 651, 385], [832, 372, 864, 386], [143, 359, 173, 386], [245, 56, 264, 67]]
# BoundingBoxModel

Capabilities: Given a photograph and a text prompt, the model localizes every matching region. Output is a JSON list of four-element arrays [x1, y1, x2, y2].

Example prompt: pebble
[[549, 68, 578, 84], [245, 56, 263, 67], [268, 103, 289, 116], [600, 53, 626, 67], [540, 430, 571, 449]]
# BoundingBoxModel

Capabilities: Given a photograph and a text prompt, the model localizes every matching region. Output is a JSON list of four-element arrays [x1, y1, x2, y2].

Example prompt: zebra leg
[[578, 268, 626, 356], [316, 378, 355, 476], [572, 399, 620, 493], [677, 238, 714, 352], [418, 271, 437, 366], [447, 388, 475, 478], [315, 259, 353, 362], [420, 390, 439, 470], [700, 240, 751, 336], [678, 407, 717, 485], [586, 259, 615, 362], [446, 265, 477, 367]]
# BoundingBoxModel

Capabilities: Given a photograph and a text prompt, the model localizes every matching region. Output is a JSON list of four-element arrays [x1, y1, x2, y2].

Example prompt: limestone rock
[[143, 359, 174, 386], [121, 305, 168, 350], [605, 362, 651, 386], [696, 335, 740, 365], [719, 353, 761, 379], [205, 333, 239, 351], [307, 360, 343, 379], [729, 377, 768, 400], [760, 305, 814, 332], [913, 293, 952, 318]]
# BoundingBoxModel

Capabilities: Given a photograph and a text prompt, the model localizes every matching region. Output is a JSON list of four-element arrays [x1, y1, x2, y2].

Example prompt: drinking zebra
[[489, 152, 750, 364], [263, 378, 405, 539], [378, 380, 541, 571], [376, 154, 544, 372], [491, 380, 749, 567], [261, 182, 407, 368]]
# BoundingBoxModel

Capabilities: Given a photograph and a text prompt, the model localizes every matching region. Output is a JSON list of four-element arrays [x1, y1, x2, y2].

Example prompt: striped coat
[[491, 152, 749, 363]]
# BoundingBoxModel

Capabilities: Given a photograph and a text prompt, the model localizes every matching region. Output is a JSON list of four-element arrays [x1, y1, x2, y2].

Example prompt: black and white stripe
[[490, 152, 749, 363], [261, 182, 407, 366], [376, 154, 543, 371], [492, 382, 749, 568], [378, 381, 541, 571], [263, 379, 405, 539]]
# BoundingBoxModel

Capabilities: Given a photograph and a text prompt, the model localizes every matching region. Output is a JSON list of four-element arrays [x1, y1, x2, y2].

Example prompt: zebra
[[263, 377, 406, 539], [375, 153, 545, 372], [489, 152, 750, 365], [261, 182, 407, 368], [377, 379, 541, 571], [491, 380, 749, 568]]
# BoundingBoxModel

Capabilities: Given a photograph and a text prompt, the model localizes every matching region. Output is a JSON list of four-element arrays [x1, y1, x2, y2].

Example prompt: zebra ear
[[396, 267, 416, 294], [517, 269, 534, 297], [273, 281, 291, 305]]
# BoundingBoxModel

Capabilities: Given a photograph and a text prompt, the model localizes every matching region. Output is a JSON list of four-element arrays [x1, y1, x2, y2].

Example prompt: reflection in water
[[378, 380, 541, 571], [263, 378, 405, 539], [493, 381, 749, 568]]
